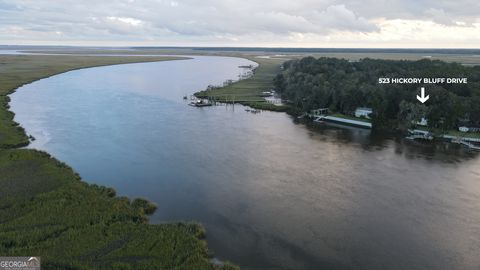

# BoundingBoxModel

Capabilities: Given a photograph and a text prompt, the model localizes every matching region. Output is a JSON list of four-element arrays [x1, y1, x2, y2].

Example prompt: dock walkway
[[314, 115, 372, 129]]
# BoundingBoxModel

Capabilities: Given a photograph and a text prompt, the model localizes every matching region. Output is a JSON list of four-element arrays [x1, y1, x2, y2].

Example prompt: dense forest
[[273, 57, 480, 131]]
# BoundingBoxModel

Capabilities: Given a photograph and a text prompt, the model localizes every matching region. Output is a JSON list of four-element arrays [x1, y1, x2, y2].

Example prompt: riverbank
[[0, 55, 190, 148], [6, 50, 480, 270], [0, 54, 237, 269], [194, 57, 290, 112], [409, 128, 480, 150]]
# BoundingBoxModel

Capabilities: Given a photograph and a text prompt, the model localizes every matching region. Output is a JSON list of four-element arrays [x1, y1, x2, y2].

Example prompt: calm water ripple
[[10, 56, 480, 270]]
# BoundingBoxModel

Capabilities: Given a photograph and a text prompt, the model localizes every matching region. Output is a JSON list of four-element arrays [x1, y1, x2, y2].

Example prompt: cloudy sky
[[0, 0, 479, 48]]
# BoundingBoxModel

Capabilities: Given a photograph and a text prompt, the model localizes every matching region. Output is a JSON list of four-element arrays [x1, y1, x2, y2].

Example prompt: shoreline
[[0, 55, 190, 148], [3, 56, 190, 149], [0, 55, 238, 269], [194, 56, 290, 112]]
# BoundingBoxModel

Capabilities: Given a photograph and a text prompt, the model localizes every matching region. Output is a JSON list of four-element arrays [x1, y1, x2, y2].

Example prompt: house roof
[[356, 107, 372, 111]]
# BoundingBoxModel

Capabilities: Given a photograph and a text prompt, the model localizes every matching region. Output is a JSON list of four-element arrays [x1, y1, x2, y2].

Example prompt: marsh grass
[[195, 57, 290, 112], [0, 55, 236, 269]]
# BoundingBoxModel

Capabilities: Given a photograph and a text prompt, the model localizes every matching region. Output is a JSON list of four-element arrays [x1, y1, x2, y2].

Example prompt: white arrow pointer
[[417, 87, 429, 103]]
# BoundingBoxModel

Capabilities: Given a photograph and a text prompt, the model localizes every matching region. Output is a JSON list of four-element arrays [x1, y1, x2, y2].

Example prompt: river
[[9, 56, 480, 270]]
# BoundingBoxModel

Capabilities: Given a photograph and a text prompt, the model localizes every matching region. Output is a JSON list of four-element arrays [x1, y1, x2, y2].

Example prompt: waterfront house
[[310, 108, 329, 117], [468, 125, 480, 132], [354, 107, 372, 119], [457, 118, 480, 132], [415, 117, 428, 127], [457, 118, 480, 133], [459, 126, 469, 132]]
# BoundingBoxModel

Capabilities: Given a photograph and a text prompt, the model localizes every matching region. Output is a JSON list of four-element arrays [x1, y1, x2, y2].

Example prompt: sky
[[0, 0, 479, 48]]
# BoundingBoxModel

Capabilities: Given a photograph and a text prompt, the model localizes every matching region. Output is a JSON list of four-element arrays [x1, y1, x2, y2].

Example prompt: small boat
[[406, 129, 434, 140], [189, 99, 212, 107], [259, 91, 274, 97]]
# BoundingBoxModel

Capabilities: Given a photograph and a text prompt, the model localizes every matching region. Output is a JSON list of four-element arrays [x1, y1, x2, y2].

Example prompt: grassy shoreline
[[0, 55, 191, 148], [194, 57, 290, 112], [0, 55, 237, 269]]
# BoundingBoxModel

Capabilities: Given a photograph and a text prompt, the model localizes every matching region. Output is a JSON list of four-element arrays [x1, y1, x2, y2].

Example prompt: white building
[[310, 108, 328, 116], [355, 107, 372, 119], [416, 117, 428, 127]]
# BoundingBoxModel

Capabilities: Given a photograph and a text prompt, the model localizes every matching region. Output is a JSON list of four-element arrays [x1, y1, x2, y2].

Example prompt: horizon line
[[1, 44, 479, 50]]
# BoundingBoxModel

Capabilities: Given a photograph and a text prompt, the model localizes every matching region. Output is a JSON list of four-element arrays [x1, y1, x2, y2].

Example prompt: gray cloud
[[424, 8, 457, 26], [0, 0, 478, 46]]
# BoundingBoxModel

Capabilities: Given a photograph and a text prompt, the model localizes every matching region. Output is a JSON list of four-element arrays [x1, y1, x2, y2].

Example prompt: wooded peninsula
[[273, 57, 480, 133]]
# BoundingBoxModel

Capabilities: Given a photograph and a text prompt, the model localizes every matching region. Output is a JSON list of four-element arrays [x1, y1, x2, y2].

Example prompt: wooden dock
[[450, 137, 480, 150], [314, 115, 372, 129]]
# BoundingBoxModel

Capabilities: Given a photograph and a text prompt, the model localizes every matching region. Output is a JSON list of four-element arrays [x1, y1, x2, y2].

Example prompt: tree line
[[273, 57, 480, 131]]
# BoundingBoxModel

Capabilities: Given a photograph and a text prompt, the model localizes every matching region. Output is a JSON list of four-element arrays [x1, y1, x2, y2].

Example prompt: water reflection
[[9, 57, 480, 270], [304, 120, 478, 162]]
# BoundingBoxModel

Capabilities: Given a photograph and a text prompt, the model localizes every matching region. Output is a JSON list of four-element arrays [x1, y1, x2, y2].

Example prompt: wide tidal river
[[10, 56, 480, 270]]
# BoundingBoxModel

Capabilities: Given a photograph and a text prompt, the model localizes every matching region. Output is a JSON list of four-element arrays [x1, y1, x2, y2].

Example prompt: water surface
[[10, 56, 480, 270]]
